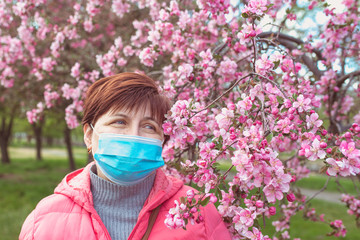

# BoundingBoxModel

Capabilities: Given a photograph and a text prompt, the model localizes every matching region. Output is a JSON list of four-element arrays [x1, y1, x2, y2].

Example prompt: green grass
[[0, 147, 87, 240], [295, 174, 360, 196], [261, 199, 359, 239]]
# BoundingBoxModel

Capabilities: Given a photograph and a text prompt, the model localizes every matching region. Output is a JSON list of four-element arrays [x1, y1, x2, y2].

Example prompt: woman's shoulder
[[32, 193, 78, 215], [19, 193, 95, 240]]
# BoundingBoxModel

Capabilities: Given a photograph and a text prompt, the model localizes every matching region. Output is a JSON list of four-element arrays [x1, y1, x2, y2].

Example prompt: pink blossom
[[243, 0, 268, 15], [255, 54, 274, 75], [326, 158, 349, 177], [215, 108, 234, 130], [41, 57, 55, 72], [111, 0, 130, 18], [237, 24, 262, 44], [83, 19, 94, 32], [71, 62, 80, 78], [263, 184, 283, 203], [239, 208, 256, 227], [217, 57, 237, 81], [305, 138, 327, 161], [292, 94, 311, 113], [274, 118, 292, 134], [306, 113, 323, 129], [339, 141, 360, 159], [139, 47, 158, 67]]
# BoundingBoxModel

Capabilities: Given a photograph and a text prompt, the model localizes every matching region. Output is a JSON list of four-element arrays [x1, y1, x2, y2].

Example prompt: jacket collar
[[54, 162, 184, 213]]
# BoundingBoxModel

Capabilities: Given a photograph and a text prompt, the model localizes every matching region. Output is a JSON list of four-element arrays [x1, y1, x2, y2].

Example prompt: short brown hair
[[81, 72, 171, 127]]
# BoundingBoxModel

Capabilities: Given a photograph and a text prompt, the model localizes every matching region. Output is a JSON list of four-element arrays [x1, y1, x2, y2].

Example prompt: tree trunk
[[0, 111, 15, 164], [32, 121, 43, 161], [64, 126, 75, 170], [0, 136, 10, 164]]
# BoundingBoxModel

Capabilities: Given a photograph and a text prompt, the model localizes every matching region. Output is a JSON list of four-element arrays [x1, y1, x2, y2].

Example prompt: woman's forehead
[[104, 104, 160, 122]]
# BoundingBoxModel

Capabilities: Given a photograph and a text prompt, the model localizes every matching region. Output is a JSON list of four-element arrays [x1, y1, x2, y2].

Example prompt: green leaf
[[276, 96, 284, 105], [241, 12, 248, 18], [199, 196, 210, 206], [273, 60, 280, 69], [180, 196, 186, 204], [266, 132, 273, 143]]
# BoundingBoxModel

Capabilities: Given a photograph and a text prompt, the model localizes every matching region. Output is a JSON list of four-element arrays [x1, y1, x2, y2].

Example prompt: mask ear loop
[[90, 123, 99, 136], [88, 123, 97, 153]]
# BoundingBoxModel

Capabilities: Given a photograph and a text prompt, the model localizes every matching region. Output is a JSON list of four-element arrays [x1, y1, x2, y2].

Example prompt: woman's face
[[83, 105, 164, 156]]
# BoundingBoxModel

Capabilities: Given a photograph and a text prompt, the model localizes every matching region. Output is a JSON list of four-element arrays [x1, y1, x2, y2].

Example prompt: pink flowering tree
[[1, 0, 360, 238]]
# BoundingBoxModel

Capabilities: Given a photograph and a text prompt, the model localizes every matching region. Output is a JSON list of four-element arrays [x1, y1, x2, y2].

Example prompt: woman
[[19, 73, 231, 240]]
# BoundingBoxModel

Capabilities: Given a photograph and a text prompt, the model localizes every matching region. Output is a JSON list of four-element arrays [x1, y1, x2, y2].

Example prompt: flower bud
[[186, 189, 195, 199], [326, 148, 332, 154], [196, 215, 204, 223], [287, 193, 296, 202], [321, 129, 327, 136], [290, 175, 296, 182], [288, 107, 296, 114], [271, 107, 279, 115], [190, 207, 197, 213], [344, 132, 352, 138], [289, 114, 294, 120], [320, 142, 327, 148], [269, 206, 276, 215]]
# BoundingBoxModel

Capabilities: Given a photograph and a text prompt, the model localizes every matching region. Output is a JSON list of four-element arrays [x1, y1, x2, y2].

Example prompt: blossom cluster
[[341, 194, 360, 226]]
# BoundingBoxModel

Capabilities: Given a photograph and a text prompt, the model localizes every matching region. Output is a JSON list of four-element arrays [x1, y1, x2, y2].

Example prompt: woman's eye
[[144, 124, 156, 130], [115, 120, 126, 125]]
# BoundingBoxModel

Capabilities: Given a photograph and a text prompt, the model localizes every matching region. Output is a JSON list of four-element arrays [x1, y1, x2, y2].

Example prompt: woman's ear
[[83, 123, 93, 149]]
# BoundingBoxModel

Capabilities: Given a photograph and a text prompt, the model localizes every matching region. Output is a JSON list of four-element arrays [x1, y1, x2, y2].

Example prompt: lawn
[[261, 199, 359, 239], [0, 147, 88, 240], [1, 147, 359, 239]]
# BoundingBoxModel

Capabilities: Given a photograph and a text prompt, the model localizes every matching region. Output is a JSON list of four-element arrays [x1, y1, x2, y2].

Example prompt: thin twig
[[305, 176, 331, 204], [251, 73, 289, 99], [335, 178, 347, 194], [190, 73, 252, 117], [350, 176, 360, 195]]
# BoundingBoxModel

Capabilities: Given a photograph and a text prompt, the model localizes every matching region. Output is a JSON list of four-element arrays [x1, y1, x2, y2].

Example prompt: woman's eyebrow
[[112, 113, 130, 118], [143, 117, 160, 125]]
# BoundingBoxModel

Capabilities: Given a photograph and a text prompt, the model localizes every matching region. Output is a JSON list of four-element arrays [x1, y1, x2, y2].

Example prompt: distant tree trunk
[[64, 126, 75, 170], [0, 110, 16, 164], [0, 136, 10, 164], [46, 136, 54, 147], [32, 119, 44, 161]]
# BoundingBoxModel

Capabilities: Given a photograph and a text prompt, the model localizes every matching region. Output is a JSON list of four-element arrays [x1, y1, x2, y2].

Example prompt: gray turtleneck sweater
[[89, 165, 155, 240]]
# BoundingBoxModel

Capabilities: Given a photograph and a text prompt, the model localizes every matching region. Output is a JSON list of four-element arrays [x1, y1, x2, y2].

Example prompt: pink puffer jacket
[[19, 163, 231, 240]]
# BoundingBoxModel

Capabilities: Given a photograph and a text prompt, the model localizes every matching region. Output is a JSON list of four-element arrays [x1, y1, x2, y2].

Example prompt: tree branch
[[336, 70, 360, 86], [258, 32, 324, 79]]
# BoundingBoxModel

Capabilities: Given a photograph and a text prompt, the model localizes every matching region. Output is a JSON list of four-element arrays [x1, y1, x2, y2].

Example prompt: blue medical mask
[[90, 125, 164, 185]]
